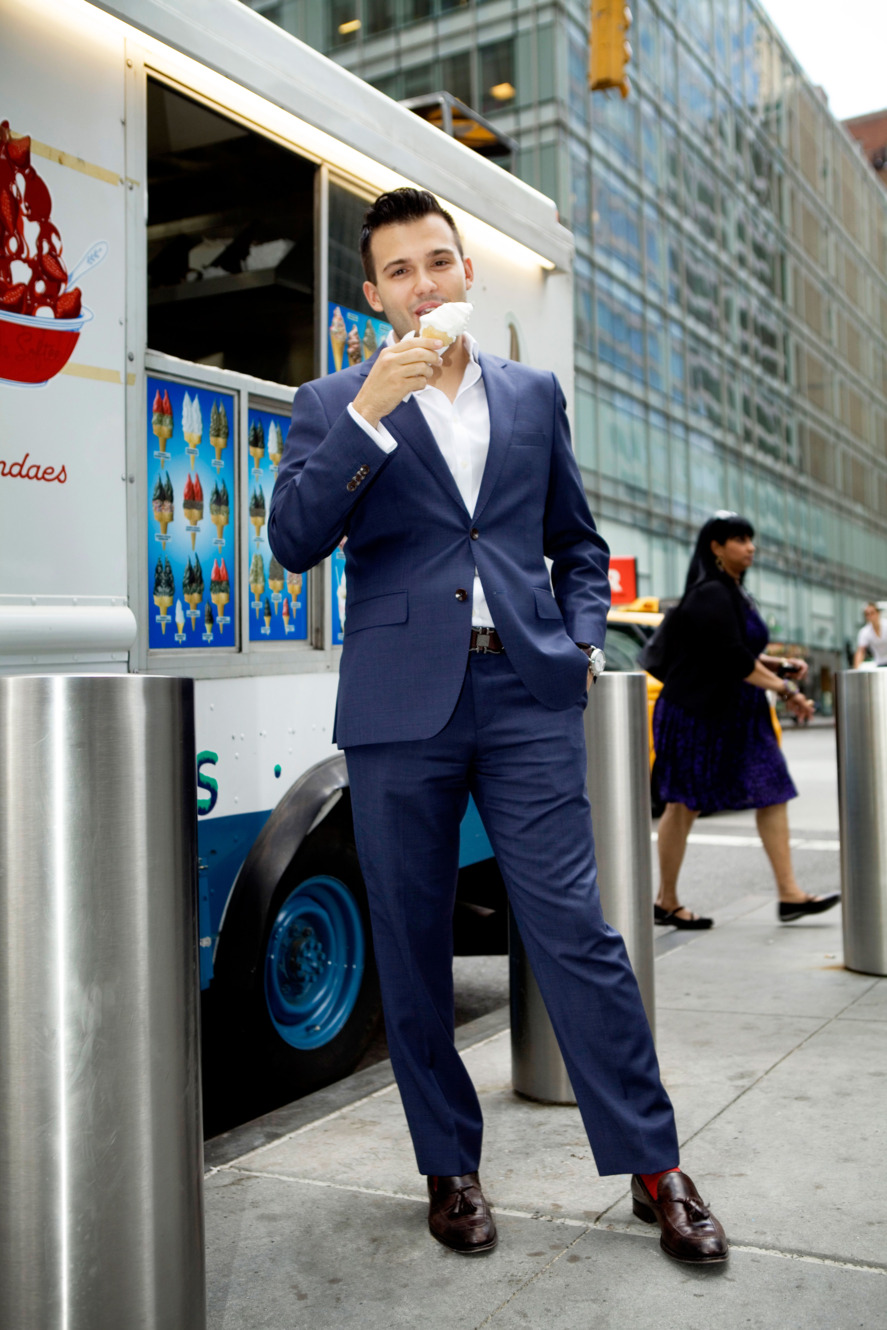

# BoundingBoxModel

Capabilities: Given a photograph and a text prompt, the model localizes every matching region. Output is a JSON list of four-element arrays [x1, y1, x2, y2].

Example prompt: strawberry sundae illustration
[[0, 121, 104, 387], [183, 472, 204, 548]]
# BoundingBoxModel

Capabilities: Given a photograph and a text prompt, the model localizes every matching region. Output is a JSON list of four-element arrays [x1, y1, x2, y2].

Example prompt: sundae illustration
[[337, 567, 347, 633], [249, 485, 266, 540], [151, 471, 174, 539], [329, 306, 346, 371], [182, 391, 203, 466], [268, 419, 285, 470], [268, 555, 285, 609], [210, 400, 229, 463], [210, 558, 230, 618], [182, 554, 204, 626], [152, 388, 174, 462], [286, 570, 303, 603], [203, 603, 214, 641], [182, 472, 204, 548], [249, 552, 265, 617], [347, 326, 361, 366], [263, 597, 272, 634], [174, 599, 186, 641], [0, 121, 102, 387], [210, 479, 229, 543], [249, 419, 265, 469], [152, 556, 175, 632], [362, 320, 377, 360], [282, 597, 292, 632]]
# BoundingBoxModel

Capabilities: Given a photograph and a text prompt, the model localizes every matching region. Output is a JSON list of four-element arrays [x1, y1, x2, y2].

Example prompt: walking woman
[[651, 511, 840, 929]]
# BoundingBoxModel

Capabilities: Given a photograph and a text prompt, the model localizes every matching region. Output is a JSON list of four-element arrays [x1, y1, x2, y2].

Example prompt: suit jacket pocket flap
[[513, 432, 546, 448], [344, 590, 408, 634], [533, 586, 563, 620]]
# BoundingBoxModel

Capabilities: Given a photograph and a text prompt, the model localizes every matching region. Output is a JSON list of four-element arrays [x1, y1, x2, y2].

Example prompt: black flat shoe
[[778, 893, 840, 922], [655, 904, 713, 930]]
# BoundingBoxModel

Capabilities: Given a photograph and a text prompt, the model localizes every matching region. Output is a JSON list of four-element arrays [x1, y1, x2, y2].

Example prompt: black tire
[[241, 822, 382, 1105]]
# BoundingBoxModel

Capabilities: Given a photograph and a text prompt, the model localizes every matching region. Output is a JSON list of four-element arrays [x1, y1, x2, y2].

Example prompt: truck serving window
[[147, 79, 316, 387]]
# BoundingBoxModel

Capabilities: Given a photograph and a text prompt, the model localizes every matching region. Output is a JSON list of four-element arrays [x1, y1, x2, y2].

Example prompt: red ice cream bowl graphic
[[0, 303, 93, 387]]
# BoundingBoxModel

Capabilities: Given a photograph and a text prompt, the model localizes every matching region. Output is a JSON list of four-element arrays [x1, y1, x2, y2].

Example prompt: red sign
[[608, 556, 637, 605]]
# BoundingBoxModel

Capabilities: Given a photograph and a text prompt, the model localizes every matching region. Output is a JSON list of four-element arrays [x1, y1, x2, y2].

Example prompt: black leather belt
[[469, 626, 505, 654]]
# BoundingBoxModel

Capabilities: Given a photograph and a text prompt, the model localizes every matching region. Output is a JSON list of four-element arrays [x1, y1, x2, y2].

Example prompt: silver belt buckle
[[474, 629, 492, 652]]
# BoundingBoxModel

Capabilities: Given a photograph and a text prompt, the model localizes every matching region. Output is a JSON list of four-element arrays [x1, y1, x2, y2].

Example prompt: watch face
[[589, 647, 606, 676]]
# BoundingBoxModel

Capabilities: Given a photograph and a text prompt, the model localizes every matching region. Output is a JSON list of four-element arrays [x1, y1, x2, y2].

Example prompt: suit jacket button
[[346, 480, 357, 491], [359, 465, 370, 477], [469, 527, 479, 540], [455, 588, 468, 601]]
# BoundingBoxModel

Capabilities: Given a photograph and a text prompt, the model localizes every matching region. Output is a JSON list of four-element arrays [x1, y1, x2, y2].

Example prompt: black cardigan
[[659, 576, 759, 716]]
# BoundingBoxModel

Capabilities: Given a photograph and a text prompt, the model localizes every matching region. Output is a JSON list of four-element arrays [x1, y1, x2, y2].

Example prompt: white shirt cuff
[[347, 402, 398, 454]]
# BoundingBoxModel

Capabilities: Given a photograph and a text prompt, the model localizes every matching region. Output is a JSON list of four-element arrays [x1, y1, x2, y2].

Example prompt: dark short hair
[[684, 510, 755, 593], [359, 188, 463, 282]]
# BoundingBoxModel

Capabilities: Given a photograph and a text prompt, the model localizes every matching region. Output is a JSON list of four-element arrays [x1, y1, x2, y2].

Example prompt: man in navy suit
[[269, 189, 727, 1264]]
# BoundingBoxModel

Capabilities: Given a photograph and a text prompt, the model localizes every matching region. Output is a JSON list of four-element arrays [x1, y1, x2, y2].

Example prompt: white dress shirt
[[347, 333, 494, 627]]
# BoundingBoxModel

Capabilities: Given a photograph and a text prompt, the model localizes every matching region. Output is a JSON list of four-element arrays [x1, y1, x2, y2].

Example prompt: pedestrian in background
[[649, 511, 840, 928], [852, 601, 887, 668]]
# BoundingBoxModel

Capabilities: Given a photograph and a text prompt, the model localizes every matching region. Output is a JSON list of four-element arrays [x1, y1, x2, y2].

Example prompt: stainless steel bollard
[[0, 675, 205, 1330], [511, 672, 656, 1102], [835, 669, 887, 977]]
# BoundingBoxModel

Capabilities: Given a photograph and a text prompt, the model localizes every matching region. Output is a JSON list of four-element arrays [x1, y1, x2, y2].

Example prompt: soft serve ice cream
[[418, 301, 473, 348]]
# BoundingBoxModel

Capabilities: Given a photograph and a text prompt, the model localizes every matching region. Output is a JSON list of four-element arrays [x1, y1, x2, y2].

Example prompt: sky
[[760, 0, 887, 122]]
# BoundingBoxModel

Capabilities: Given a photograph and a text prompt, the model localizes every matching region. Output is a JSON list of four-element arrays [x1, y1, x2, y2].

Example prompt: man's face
[[362, 213, 473, 343]]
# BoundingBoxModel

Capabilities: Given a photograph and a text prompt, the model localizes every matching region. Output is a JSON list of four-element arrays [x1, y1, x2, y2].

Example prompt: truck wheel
[[251, 831, 381, 1101]]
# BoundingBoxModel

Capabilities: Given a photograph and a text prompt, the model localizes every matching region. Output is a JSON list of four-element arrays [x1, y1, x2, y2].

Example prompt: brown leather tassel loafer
[[631, 1172, 728, 1264], [427, 1172, 498, 1254]]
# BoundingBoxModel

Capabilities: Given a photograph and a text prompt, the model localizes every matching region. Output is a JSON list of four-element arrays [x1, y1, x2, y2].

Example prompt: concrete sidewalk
[[203, 893, 886, 1329]]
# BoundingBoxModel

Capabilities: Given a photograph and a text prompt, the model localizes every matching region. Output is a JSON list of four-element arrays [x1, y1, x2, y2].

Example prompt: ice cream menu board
[[331, 543, 346, 646], [147, 376, 237, 650], [247, 405, 307, 642], [327, 301, 391, 374]]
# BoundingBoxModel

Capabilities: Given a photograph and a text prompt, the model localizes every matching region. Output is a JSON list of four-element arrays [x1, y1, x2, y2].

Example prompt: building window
[[480, 39, 516, 115], [330, 1, 361, 47]]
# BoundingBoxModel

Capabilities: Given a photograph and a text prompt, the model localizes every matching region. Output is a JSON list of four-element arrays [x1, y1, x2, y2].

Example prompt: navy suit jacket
[[268, 351, 611, 747]]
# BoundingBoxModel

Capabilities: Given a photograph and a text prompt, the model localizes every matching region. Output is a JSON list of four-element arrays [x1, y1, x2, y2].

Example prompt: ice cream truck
[[0, 0, 575, 1113]]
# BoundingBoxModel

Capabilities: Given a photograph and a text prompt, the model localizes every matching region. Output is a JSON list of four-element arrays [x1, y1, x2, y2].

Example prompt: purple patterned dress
[[652, 600, 798, 815]]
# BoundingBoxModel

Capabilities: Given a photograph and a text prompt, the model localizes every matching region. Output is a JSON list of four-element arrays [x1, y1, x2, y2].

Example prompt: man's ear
[[363, 279, 384, 314], [463, 256, 474, 291]]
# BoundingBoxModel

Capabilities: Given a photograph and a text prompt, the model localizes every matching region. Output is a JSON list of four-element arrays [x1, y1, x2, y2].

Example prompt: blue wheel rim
[[264, 875, 365, 1050]]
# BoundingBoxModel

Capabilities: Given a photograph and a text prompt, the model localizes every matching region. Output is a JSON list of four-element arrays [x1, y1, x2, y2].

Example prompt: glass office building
[[244, 0, 887, 672]]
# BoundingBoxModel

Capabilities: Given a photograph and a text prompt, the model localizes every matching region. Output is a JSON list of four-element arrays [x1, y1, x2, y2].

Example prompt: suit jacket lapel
[[355, 353, 467, 511], [473, 354, 517, 522], [383, 396, 470, 516]]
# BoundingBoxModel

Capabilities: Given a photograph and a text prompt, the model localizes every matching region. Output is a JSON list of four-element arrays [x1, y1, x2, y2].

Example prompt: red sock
[[640, 1167, 680, 1199]]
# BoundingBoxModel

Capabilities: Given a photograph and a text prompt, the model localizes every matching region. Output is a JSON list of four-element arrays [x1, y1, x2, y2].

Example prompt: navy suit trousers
[[345, 651, 679, 1178]]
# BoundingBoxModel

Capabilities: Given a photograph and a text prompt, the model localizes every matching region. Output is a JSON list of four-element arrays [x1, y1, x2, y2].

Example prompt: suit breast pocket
[[513, 432, 546, 448], [344, 590, 408, 635]]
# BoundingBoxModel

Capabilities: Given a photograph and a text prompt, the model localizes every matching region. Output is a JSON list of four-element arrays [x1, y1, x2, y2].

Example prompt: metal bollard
[[511, 672, 656, 1102], [835, 669, 887, 977], [0, 675, 205, 1330]]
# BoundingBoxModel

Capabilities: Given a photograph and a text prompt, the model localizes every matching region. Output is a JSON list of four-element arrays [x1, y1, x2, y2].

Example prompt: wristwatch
[[781, 679, 800, 699], [578, 644, 606, 679]]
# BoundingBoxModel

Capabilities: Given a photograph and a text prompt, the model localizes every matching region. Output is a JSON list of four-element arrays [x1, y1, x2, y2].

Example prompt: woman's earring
[[715, 554, 725, 572]]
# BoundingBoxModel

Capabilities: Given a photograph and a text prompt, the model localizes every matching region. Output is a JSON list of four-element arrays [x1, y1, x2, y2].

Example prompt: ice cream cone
[[263, 597, 272, 633], [211, 591, 229, 614], [185, 592, 202, 618], [329, 306, 347, 371], [251, 515, 264, 539], [153, 593, 173, 631], [158, 517, 171, 536], [211, 516, 227, 540]]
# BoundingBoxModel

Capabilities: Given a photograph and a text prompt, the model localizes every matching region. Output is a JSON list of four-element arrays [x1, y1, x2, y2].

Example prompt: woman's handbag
[[638, 607, 677, 682]]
